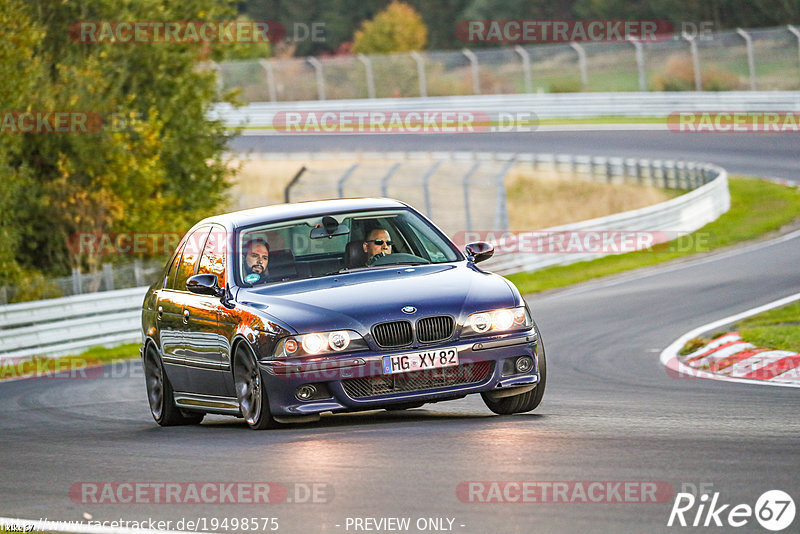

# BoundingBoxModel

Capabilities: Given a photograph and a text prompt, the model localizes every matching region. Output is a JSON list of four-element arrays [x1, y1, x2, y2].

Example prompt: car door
[[181, 225, 232, 397], [160, 226, 211, 393], [154, 239, 191, 391]]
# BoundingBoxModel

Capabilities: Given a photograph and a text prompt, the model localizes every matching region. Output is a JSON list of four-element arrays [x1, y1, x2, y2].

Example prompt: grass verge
[[0, 343, 141, 382], [506, 177, 800, 294], [737, 301, 800, 353]]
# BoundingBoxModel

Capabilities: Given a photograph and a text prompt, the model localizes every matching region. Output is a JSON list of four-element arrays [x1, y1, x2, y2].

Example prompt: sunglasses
[[367, 239, 393, 246]]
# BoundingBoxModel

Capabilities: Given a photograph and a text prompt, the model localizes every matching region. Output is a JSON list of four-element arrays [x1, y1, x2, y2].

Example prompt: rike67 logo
[[668, 489, 795, 531]]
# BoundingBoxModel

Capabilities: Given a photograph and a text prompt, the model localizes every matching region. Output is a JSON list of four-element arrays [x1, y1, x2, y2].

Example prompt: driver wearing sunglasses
[[362, 228, 393, 266]]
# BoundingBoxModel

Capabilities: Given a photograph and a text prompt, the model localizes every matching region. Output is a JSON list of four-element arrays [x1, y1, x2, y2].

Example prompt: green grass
[[506, 177, 800, 294], [0, 343, 141, 381], [737, 301, 800, 352]]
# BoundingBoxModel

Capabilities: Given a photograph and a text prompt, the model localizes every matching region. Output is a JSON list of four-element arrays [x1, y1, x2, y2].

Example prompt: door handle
[[157, 306, 163, 320], [183, 309, 190, 324]]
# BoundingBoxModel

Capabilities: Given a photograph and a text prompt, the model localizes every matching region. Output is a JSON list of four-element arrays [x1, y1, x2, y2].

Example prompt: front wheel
[[482, 343, 546, 415], [143, 345, 204, 426], [233, 344, 278, 430]]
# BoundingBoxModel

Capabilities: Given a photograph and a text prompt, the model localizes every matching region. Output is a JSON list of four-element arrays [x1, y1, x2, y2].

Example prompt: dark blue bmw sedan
[[140, 198, 545, 429]]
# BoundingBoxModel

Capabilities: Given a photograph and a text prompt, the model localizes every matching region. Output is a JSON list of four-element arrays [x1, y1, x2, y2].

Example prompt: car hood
[[236, 263, 518, 333]]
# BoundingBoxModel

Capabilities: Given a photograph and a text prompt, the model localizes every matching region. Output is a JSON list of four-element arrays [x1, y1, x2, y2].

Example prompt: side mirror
[[465, 241, 494, 264], [187, 274, 224, 297]]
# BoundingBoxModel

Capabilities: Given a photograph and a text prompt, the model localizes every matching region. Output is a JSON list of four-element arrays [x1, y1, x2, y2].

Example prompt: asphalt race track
[[1, 131, 798, 533]]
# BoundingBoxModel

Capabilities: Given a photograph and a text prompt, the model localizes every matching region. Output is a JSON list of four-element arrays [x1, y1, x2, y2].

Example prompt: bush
[[652, 56, 741, 91]]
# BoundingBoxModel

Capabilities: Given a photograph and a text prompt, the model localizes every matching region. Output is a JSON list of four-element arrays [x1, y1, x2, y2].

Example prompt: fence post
[[380, 163, 402, 197], [736, 28, 757, 91], [0, 286, 7, 305], [357, 54, 376, 99], [569, 42, 588, 90], [258, 59, 278, 102], [134, 259, 144, 286], [514, 45, 533, 93], [789, 25, 800, 74], [462, 162, 481, 231], [103, 263, 115, 291], [462, 49, 481, 95], [206, 61, 224, 96], [422, 161, 442, 217], [410, 51, 427, 97], [307, 57, 326, 100], [336, 163, 360, 198], [628, 38, 647, 91], [72, 267, 83, 295], [493, 158, 516, 232], [284, 165, 307, 203], [682, 32, 702, 91]]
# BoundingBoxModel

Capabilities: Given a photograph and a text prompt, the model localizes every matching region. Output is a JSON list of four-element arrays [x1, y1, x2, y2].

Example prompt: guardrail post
[[569, 42, 588, 91], [462, 162, 481, 231], [380, 163, 402, 197], [72, 267, 83, 295], [335, 163, 359, 198], [307, 57, 326, 100], [422, 161, 442, 217], [789, 25, 800, 74], [103, 263, 115, 291], [682, 33, 702, 91], [736, 28, 757, 90], [258, 59, 278, 102], [462, 49, 481, 95], [514, 45, 533, 93], [0, 287, 7, 305], [284, 165, 307, 203], [410, 51, 427, 97], [357, 54, 376, 99], [628, 38, 647, 91]]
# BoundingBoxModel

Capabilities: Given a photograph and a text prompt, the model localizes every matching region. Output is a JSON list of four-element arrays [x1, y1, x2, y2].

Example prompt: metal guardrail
[[211, 91, 800, 128], [0, 287, 147, 361], [483, 158, 729, 273]]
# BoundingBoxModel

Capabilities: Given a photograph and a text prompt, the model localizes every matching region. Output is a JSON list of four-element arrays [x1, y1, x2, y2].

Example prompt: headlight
[[461, 306, 531, 337], [272, 329, 366, 358]]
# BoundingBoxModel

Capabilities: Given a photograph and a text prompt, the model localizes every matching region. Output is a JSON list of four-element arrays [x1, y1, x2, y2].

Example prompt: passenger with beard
[[242, 238, 270, 285]]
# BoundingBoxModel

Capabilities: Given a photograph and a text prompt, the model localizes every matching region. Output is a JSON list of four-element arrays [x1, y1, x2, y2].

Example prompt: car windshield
[[236, 208, 461, 286]]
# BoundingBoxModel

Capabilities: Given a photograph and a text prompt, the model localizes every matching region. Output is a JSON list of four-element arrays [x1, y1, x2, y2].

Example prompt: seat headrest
[[267, 249, 296, 280], [345, 241, 366, 268]]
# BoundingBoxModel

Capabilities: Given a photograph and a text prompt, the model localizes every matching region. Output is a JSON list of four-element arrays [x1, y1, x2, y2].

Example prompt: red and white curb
[[660, 292, 800, 388]]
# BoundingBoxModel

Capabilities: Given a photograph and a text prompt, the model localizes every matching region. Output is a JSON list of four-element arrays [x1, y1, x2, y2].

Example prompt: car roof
[[197, 198, 410, 230]]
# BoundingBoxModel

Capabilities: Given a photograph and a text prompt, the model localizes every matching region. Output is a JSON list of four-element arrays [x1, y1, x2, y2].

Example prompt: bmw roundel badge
[[402, 306, 417, 314]]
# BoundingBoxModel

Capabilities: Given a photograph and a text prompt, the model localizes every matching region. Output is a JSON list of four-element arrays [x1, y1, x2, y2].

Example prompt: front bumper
[[258, 330, 540, 416]]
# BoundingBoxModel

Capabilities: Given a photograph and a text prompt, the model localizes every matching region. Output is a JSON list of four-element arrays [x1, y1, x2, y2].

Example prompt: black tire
[[482, 341, 546, 415], [233, 344, 278, 430], [143, 345, 204, 426]]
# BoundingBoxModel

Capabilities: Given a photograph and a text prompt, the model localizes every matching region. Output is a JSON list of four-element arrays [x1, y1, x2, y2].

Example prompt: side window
[[174, 227, 211, 291], [197, 226, 226, 286], [163, 246, 184, 289]]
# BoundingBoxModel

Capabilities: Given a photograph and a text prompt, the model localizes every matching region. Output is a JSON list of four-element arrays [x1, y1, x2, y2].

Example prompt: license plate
[[382, 347, 458, 375]]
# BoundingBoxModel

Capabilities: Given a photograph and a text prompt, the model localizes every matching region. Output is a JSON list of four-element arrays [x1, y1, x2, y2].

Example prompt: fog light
[[295, 384, 317, 401], [515, 356, 534, 373]]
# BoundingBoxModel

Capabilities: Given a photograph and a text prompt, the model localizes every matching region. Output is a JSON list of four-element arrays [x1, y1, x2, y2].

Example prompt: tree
[[2, 0, 238, 285], [352, 1, 427, 54]]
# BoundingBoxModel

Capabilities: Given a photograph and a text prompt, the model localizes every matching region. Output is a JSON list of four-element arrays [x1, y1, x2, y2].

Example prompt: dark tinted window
[[174, 227, 211, 291]]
